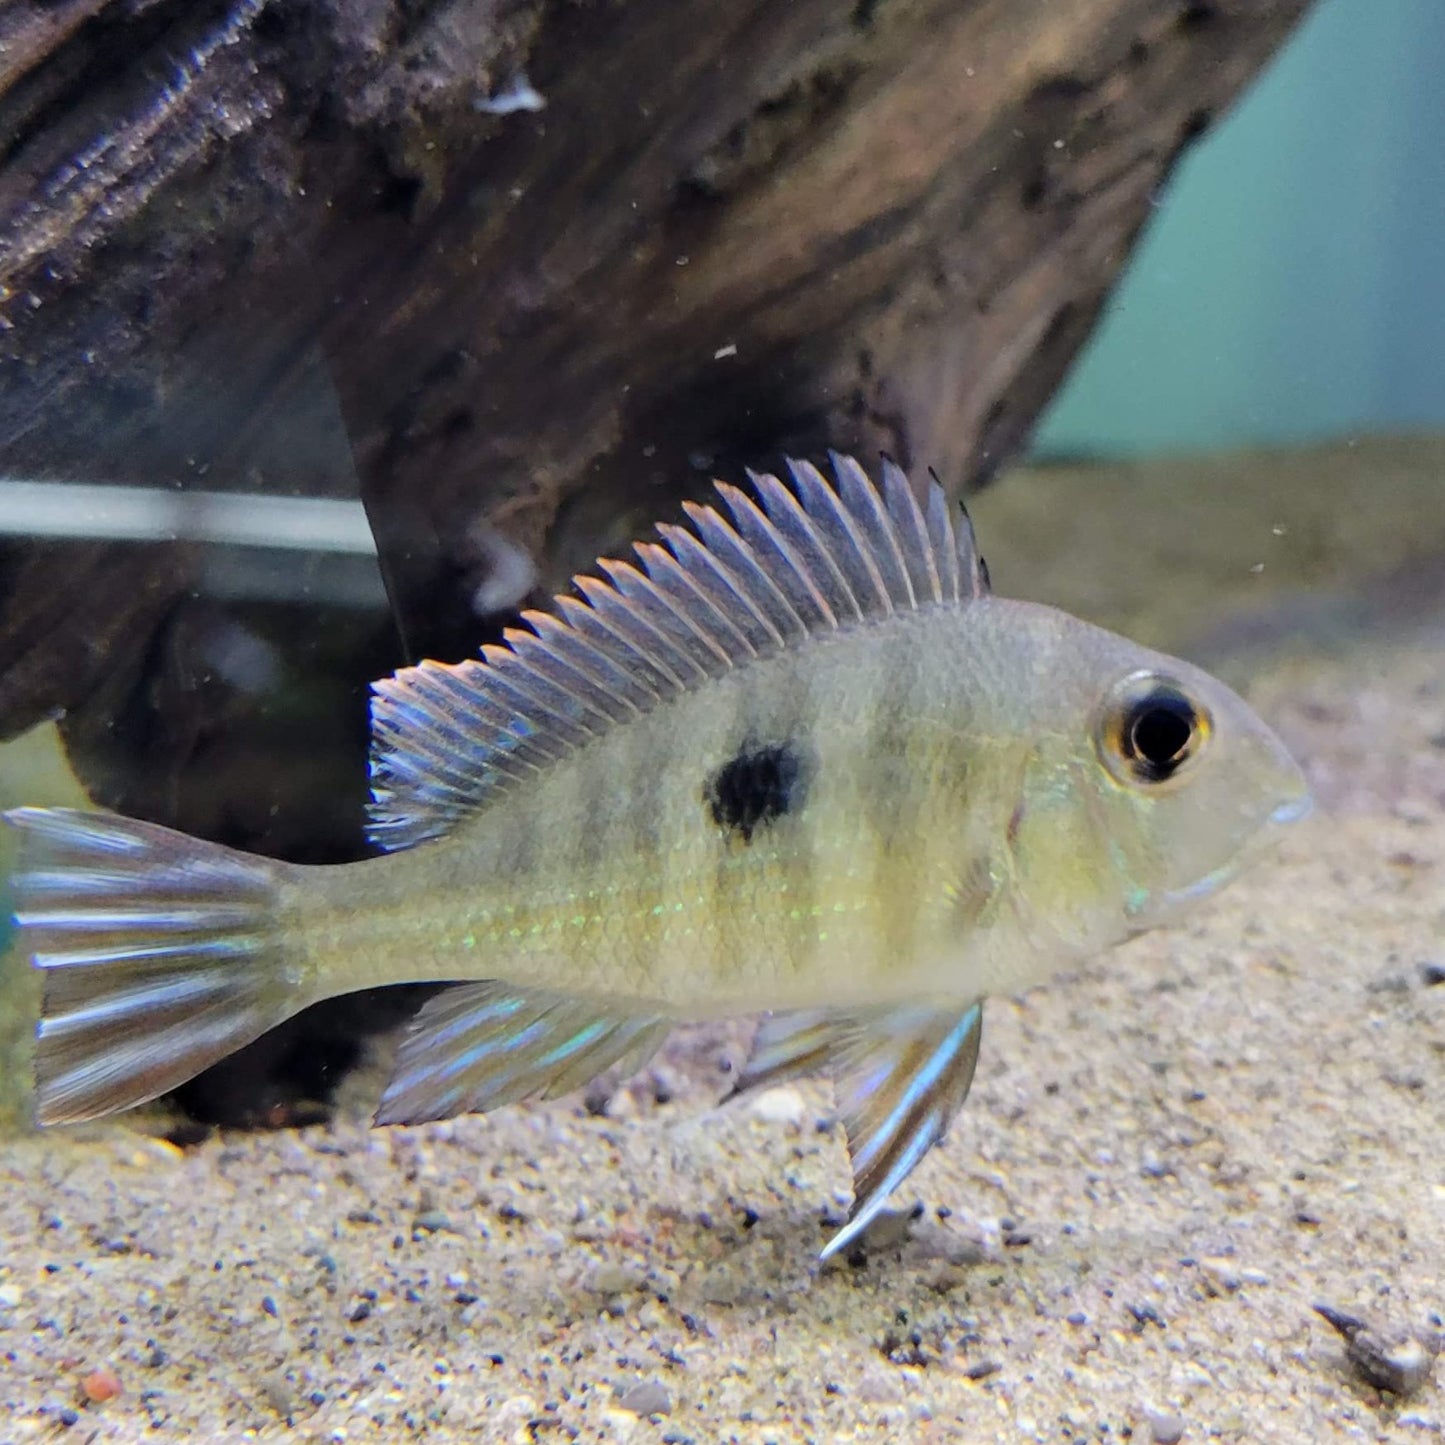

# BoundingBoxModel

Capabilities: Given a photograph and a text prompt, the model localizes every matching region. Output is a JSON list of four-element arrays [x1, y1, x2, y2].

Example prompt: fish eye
[[1096, 672, 1211, 788]]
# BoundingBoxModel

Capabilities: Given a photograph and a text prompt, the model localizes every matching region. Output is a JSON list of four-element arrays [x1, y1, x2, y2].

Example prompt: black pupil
[[1127, 693, 1196, 773]]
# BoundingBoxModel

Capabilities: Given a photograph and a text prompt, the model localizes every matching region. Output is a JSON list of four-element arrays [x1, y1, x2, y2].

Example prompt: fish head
[[998, 607, 1311, 954]]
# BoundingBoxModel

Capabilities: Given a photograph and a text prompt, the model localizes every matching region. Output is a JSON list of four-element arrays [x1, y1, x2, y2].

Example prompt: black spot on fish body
[[706, 741, 809, 843]]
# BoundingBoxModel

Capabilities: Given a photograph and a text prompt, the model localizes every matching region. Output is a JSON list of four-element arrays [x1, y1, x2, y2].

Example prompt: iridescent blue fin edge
[[375, 981, 671, 1126], [735, 1001, 985, 1259]]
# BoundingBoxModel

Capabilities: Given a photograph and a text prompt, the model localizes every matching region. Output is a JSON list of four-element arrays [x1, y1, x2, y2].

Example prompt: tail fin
[[4, 807, 301, 1126]]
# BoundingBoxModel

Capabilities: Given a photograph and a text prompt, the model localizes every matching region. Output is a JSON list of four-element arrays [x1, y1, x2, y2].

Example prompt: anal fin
[[735, 1002, 984, 1259], [376, 982, 670, 1126]]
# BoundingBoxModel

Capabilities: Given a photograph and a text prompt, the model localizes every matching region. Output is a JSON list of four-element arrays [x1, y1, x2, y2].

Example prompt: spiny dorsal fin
[[367, 455, 988, 851]]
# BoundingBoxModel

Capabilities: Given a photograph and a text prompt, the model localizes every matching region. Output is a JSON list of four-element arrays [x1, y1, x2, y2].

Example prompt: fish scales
[[3, 455, 1310, 1258], [296, 619, 969, 1012], [312, 606, 1122, 1009]]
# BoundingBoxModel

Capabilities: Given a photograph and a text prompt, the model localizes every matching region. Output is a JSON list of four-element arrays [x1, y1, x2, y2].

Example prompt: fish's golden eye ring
[[1096, 672, 1211, 789]]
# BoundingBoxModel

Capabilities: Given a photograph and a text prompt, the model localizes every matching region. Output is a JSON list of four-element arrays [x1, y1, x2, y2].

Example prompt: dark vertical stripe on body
[[861, 625, 930, 972], [552, 728, 619, 934], [499, 776, 540, 890], [705, 675, 755, 991], [621, 709, 673, 993], [771, 648, 825, 983], [625, 718, 670, 868]]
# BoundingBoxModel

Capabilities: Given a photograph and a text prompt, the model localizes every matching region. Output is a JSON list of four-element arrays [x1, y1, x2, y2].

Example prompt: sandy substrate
[[1, 447, 1443, 1443]]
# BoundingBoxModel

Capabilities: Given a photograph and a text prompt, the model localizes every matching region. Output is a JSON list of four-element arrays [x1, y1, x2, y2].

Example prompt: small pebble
[[1314, 1303, 1440, 1398], [1366, 966, 1414, 994], [493, 1394, 540, 1434], [912, 1222, 984, 1271], [850, 1207, 916, 1253], [747, 1085, 807, 1125], [615, 1380, 672, 1416], [856, 1363, 905, 1404], [646, 1066, 679, 1104], [0, 1284, 22, 1309], [261, 1374, 296, 1417], [1198, 1256, 1241, 1294], [1145, 1409, 1186, 1444], [699, 1268, 743, 1305], [79, 1366, 123, 1403], [412, 1210, 456, 1234], [588, 1262, 644, 1296], [1421, 960, 1445, 987]]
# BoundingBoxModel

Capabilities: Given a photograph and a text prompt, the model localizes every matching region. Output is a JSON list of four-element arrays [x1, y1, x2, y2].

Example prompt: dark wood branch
[[0, 0, 1315, 722]]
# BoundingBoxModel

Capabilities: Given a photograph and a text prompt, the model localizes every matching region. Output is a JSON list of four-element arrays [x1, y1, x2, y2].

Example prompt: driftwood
[[2, 0, 1313, 690], [0, 0, 1314, 1122]]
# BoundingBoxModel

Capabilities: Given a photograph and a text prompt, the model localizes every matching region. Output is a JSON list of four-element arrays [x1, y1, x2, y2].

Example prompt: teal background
[[1033, 0, 1445, 459]]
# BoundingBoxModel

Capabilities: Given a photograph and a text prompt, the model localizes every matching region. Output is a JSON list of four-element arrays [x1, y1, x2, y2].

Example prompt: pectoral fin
[[736, 1002, 984, 1258], [376, 982, 670, 1126]]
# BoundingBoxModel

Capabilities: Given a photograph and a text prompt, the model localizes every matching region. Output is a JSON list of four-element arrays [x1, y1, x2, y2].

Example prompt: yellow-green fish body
[[4, 456, 1310, 1257], [294, 602, 1276, 1014]]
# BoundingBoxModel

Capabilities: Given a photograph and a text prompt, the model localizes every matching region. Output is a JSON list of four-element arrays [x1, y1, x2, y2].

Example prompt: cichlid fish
[[3, 456, 1310, 1257]]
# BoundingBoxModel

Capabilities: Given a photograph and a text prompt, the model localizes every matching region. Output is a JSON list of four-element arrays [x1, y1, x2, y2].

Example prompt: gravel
[[1, 447, 1443, 1440], [613, 1379, 673, 1415], [1315, 1303, 1442, 1399]]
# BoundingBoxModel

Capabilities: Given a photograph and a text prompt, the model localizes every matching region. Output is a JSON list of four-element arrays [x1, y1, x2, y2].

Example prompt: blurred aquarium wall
[[1033, 0, 1445, 459]]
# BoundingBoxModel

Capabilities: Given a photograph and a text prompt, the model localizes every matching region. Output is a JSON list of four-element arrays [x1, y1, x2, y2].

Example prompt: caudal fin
[[4, 807, 301, 1126]]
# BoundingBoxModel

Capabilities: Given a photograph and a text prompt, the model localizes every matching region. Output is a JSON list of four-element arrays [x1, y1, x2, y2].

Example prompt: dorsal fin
[[366, 455, 988, 851]]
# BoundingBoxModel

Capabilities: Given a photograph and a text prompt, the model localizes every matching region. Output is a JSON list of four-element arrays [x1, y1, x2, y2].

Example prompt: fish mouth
[[1158, 858, 1244, 913], [1156, 786, 1312, 915]]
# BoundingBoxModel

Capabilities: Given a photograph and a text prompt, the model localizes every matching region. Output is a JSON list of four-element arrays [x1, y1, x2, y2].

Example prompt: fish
[[2, 454, 1311, 1258]]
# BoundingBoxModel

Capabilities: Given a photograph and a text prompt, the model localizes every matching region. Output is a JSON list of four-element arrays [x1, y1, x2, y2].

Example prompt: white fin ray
[[680, 499, 806, 643], [425, 662, 566, 769], [367, 456, 989, 851], [828, 1002, 984, 1259], [601, 554, 734, 673], [786, 458, 893, 615], [375, 981, 670, 1125], [925, 480, 963, 602], [519, 611, 645, 720], [878, 458, 940, 604], [731, 1008, 842, 1088], [553, 597, 665, 708], [4, 807, 294, 1125], [735, 1000, 985, 1259], [749, 468, 863, 622], [478, 643, 602, 749], [831, 452, 917, 607], [576, 571, 703, 689], [652, 526, 772, 655], [715, 481, 839, 632]]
